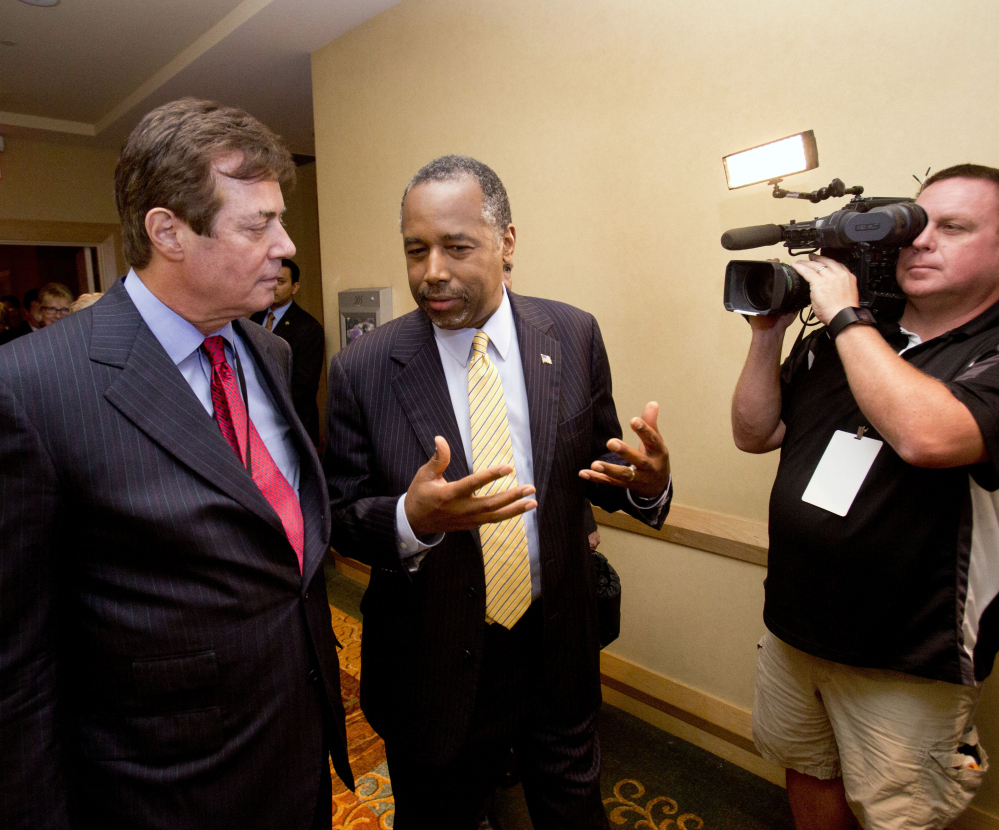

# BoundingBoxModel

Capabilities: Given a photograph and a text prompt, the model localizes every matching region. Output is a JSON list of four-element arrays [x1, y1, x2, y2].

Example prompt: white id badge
[[801, 430, 883, 517]]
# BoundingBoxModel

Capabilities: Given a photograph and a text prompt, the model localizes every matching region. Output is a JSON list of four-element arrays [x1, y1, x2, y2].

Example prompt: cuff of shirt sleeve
[[627, 473, 672, 511], [395, 495, 444, 559]]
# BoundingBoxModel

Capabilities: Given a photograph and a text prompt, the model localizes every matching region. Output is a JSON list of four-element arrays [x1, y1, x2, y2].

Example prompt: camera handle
[[769, 177, 864, 204]]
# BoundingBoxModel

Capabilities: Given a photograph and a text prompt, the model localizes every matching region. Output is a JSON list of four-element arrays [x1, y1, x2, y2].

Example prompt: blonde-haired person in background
[[37, 282, 73, 327], [69, 292, 103, 313]]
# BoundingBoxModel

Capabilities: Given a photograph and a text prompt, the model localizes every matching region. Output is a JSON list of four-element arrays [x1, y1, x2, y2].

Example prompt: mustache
[[419, 286, 467, 301]]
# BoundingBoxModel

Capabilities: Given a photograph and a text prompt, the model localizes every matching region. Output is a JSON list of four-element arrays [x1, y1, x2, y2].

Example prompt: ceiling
[[0, 0, 400, 155]]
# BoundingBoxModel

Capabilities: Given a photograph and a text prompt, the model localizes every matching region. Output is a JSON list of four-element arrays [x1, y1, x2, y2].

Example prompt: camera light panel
[[723, 131, 818, 190]]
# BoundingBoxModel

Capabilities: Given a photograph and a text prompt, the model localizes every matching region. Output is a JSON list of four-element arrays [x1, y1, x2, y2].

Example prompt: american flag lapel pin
[[541, 354, 552, 365]]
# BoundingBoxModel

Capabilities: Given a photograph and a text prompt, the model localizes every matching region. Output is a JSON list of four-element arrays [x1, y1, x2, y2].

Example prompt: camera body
[[722, 196, 928, 319]]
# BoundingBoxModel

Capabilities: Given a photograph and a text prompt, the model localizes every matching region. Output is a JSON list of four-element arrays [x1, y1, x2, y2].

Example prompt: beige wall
[[311, 0, 999, 814], [283, 161, 325, 326], [283, 161, 329, 440], [0, 136, 120, 225]]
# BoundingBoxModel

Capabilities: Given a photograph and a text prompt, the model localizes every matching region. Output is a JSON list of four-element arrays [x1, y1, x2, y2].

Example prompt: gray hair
[[400, 155, 512, 237]]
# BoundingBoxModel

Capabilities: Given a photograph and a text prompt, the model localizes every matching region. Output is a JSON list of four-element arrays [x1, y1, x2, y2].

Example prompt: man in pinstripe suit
[[325, 155, 672, 829], [0, 100, 351, 829]]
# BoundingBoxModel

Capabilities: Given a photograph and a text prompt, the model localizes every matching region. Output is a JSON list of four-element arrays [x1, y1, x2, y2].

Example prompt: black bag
[[593, 551, 621, 648]]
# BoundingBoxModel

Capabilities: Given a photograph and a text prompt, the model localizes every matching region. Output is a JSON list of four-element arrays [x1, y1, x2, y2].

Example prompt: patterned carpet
[[325, 567, 795, 830], [327, 606, 394, 828]]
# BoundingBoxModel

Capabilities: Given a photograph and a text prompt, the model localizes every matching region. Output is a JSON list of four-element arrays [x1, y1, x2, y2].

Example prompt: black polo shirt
[[765, 300, 999, 685]]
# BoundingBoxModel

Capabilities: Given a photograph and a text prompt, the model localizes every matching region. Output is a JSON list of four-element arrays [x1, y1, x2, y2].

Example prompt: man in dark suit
[[0, 289, 39, 344], [0, 99, 352, 829], [251, 258, 326, 448], [325, 155, 671, 829]]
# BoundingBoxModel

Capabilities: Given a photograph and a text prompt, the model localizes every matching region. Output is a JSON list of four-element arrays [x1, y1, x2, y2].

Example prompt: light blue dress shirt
[[124, 270, 301, 494], [267, 299, 293, 328]]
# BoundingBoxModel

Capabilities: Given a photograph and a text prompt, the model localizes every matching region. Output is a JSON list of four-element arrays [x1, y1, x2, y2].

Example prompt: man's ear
[[145, 208, 185, 262], [502, 224, 516, 263], [291, 281, 301, 296]]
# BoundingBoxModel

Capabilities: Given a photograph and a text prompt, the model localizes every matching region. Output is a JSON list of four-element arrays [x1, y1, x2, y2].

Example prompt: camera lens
[[745, 269, 774, 311], [724, 261, 810, 316]]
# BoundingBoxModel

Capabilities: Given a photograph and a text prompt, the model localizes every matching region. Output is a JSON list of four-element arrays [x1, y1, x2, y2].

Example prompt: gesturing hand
[[404, 436, 537, 537], [578, 401, 671, 499]]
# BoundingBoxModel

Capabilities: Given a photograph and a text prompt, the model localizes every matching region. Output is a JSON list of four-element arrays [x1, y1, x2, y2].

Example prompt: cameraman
[[732, 164, 999, 830]]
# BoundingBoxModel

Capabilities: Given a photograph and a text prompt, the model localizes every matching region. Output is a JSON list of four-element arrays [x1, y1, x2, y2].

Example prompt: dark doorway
[[0, 244, 96, 302]]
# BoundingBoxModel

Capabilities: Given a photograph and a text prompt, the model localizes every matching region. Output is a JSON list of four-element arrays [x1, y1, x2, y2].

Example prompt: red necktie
[[202, 335, 304, 572]]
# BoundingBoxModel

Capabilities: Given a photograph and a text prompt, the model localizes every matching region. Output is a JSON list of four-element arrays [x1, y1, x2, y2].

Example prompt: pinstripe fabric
[[0, 277, 352, 829], [468, 331, 532, 628], [202, 335, 305, 569], [325, 291, 671, 768]]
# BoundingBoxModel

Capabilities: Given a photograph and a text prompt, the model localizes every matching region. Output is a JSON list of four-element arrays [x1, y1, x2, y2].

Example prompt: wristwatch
[[827, 307, 876, 341]]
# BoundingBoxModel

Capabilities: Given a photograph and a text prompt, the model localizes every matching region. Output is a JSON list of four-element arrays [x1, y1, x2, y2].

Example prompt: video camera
[[722, 185, 927, 320]]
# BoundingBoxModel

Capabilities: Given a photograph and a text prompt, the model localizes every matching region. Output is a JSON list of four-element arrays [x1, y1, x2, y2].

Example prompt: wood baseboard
[[952, 806, 999, 830], [600, 651, 755, 753], [331, 551, 371, 585], [599, 650, 785, 786]]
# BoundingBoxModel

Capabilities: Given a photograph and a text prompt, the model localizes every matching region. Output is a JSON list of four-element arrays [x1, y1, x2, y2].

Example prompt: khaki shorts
[[753, 632, 987, 830]]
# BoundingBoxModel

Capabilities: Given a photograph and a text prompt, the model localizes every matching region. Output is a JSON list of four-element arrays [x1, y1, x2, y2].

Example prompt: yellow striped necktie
[[468, 330, 532, 629]]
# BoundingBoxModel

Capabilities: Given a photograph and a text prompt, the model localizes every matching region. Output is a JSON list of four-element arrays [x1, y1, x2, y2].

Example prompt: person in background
[[36, 282, 73, 327], [24, 287, 42, 329], [250, 258, 325, 449], [0, 295, 20, 332], [69, 292, 104, 313], [0, 290, 36, 344]]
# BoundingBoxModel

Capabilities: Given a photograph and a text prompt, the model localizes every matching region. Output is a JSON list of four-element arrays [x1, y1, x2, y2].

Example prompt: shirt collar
[[268, 299, 293, 327], [944, 297, 999, 340], [886, 297, 999, 354], [896, 325, 923, 354], [433, 287, 514, 367], [124, 268, 234, 365]]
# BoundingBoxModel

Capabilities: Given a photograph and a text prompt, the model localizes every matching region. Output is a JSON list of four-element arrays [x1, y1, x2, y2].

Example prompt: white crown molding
[[0, 111, 95, 136]]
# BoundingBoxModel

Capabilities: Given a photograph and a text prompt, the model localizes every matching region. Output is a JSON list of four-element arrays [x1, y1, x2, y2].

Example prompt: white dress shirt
[[394, 288, 670, 601]]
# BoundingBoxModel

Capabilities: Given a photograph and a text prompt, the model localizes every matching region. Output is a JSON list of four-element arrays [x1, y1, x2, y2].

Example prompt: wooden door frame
[[0, 219, 125, 291]]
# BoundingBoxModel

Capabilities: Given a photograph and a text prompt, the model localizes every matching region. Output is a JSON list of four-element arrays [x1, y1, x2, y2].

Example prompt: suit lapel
[[389, 311, 468, 481], [510, 293, 561, 513], [280, 301, 302, 331], [94, 284, 282, 530], [236, 319, 330, 587]]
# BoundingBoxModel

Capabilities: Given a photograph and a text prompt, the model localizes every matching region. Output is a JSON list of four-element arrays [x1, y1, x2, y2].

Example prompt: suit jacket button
[[462, 649, 472, 661], [466, 586, 476, 597], [307, 668, 319, 683], [304, 590, 310, 601]]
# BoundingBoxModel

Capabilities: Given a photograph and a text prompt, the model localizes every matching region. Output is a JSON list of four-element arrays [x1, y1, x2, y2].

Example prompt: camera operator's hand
[[743, 310, 797, 333], [732, 261, 797, 454], [792, 253, 860, 325], [742, 258, 799, 333]]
